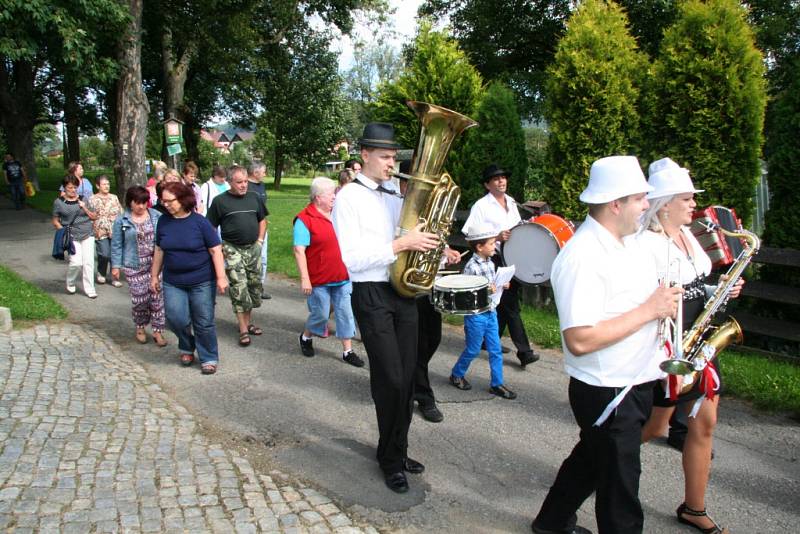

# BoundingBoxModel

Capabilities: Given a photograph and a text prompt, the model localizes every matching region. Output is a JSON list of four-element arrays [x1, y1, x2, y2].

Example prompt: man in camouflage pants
[[206, 165, 267, 346]]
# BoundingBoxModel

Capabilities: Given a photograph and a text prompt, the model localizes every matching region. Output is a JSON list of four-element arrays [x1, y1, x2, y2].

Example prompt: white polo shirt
[[551, 215, 662, 387], [462, 192, 521, 249], [332, 174, 402, 282]]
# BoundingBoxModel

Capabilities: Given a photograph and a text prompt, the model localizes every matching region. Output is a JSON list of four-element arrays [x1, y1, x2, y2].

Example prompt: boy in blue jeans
[[450, 222, 517, 400]]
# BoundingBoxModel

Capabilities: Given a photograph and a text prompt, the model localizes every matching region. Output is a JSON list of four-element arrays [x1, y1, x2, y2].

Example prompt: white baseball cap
[[579, 156, 652, 204], [647, 157, 704, 200]]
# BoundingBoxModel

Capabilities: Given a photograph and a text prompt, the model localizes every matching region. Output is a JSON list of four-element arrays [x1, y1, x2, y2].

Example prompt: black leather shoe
[[490, 385, 517, 400], [518, 351, 540, 367], [450, 375, 472, 390], [403, 457, 425, 474], [384, 472, 409, 493], [419, 404, 444, 423], [501, 345, 511, 354], [531, 520, 593, 534]]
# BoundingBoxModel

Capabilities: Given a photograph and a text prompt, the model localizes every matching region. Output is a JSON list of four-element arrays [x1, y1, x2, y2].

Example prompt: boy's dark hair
[[467, 237, 494, 252]]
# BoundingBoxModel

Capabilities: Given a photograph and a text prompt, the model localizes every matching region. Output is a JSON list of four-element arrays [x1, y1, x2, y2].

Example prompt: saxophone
[[660, 222, 760, 394], [389, 101, 477, 298]]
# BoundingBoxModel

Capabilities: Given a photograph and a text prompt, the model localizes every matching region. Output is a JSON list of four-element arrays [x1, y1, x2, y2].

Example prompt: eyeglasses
[[161, 197, 178, 204]]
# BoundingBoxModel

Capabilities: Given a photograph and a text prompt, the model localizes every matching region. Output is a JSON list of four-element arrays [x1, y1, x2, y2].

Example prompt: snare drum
[[432, 275, 491, 315], [502, 214, 575, 284]]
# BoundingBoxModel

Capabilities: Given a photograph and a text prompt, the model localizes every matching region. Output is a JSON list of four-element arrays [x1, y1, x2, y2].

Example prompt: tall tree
[[0, 0, 126, 185], [644, 0, 766, 225], [544, 0, 647, 220], [114, 0, 150, 191], [419, 0, 570, 119], [457, 81, 527, 207], [370, 21, 484, 184]]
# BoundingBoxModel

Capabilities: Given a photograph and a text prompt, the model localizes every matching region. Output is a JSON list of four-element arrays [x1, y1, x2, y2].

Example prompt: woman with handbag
[[111, 186, 167, 346], [52, 175, 98, 298], [90, 175, 123, 287]]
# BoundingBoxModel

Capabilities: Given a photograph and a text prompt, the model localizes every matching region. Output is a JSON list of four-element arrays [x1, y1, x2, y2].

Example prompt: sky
[[334, 0, 424, 72]]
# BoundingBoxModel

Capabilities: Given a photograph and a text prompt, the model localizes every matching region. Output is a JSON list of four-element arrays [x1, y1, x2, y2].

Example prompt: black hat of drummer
[[482, 163, 511, 183], [359, 123, 404, 150]]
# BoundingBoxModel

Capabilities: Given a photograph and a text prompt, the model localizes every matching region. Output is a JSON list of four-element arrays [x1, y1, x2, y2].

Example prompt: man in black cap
[[332, 123, 439, 494], [462, 163, 540, 367]]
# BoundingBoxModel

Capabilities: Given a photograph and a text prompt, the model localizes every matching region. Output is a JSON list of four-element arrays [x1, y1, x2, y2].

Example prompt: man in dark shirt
[[206, 165, 267, 346], [3, 153, 27, 210], [247, 162, 271, 299]]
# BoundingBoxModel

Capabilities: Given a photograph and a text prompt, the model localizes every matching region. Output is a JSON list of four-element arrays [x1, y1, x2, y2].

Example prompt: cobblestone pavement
[[0, 324, 377, 533]]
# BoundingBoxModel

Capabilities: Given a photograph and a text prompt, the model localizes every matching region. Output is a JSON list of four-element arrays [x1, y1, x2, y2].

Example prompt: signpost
[[162, 116, 184, 169]]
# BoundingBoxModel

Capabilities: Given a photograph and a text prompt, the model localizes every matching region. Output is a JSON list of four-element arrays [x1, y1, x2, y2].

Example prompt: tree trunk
[[182, 110, 200, 164], [0, 59, 40, 188], [273, 149, 283, 191], [160, 27, 195, 170], [63, 80, 81, 164], [113, 0, 150, 193]]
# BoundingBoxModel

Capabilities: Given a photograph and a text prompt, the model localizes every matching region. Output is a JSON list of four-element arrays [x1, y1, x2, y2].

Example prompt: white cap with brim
[[464, 221, 500, 241], [579, 155, 652, 204], [646, 157, 704, 200]]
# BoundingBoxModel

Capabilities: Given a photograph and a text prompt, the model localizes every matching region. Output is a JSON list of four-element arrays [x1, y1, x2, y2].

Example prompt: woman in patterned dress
[[111, 186, 167, 346], [89, 175, 123, 286]]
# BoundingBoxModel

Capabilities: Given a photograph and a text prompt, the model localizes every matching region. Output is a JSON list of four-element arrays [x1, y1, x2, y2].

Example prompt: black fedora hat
[[359, 123, 404, 150], [482, 163, 511, 183]]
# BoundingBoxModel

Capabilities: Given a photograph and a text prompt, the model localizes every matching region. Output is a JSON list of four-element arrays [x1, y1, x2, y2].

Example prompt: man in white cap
[[333, 123, 439, 494], [531, 156, 682, 534]]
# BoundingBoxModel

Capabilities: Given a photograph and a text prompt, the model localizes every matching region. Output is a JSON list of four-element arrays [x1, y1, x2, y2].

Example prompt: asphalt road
[[2, 201, 798, 533]]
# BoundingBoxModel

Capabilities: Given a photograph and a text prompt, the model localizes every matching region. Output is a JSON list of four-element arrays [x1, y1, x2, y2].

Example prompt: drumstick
[[459, 250, 469, 258]]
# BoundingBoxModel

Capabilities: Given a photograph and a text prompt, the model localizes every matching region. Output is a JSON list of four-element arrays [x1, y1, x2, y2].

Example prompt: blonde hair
[[163, 169, 181, 183]]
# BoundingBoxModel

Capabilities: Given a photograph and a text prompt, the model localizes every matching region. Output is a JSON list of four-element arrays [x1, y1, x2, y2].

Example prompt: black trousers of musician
[[414, 295, 442, 409], [496, 279, 534, 356], [534, 378, 655, 534], [351, 282, 419, 475]]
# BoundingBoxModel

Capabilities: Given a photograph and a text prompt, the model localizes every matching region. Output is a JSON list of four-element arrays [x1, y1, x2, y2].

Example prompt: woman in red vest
[[293, 177, 364, 368]]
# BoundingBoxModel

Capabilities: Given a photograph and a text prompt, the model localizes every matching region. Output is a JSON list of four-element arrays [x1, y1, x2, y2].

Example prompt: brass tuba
[[660, 222, 760, 393], [389, 101, 477, 298]]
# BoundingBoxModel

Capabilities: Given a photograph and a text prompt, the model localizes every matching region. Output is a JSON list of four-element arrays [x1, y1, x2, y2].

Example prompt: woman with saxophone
[[640, 158, 743, 534]]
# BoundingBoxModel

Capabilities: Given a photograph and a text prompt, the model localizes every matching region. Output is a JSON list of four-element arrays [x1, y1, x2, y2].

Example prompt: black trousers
[[414, 295, 442, 408], [496, 278, 533, 355], [351, 282, 418, 474], [534, 378, 655, 534]]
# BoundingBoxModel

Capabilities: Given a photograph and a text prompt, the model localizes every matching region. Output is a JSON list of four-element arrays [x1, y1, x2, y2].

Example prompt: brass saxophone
[[660, 222, 760, 393], [389, 101, 477, 298]]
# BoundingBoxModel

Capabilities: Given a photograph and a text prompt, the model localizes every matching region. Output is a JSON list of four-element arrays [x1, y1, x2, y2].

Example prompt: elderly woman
[[59, 161, 93, 199], [111, 186, 167, 346], [294, 177, 363, 367], [90, 174, 123, 287], [53, 175, 98, 298], [151, 182, 228, 374], [146, 161, 167, 206], [640, 158, 743, 534]]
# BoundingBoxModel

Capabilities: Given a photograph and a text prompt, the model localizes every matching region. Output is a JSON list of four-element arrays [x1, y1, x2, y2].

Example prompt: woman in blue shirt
[[150, 182, 228, 374]]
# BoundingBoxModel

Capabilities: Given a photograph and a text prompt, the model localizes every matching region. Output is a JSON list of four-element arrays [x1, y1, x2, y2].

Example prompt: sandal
[[239, 332, 251, 346], [201, 363, 217, 375], [247, 324, 263, 335], [135, 328, 147, 344], [180, 354, 195, 367], [677, 503, 729, 534], [153, 332, 168, 347]]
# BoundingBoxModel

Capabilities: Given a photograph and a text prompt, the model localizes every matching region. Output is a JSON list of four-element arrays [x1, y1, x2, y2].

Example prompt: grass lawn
[[0, 265, 67, 321]]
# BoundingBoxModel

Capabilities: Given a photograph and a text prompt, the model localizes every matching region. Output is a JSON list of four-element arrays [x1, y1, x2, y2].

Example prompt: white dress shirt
[[462, 192, 522, 250], [551, 215, 662, 387], [332, 174, 402, 282]]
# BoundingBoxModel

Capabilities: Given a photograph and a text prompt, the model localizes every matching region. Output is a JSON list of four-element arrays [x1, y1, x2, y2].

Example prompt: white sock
[[301, 334, 312, 342]]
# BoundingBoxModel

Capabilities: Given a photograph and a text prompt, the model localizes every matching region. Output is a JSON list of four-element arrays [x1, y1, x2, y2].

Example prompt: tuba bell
[[389, 101, 477, 298]]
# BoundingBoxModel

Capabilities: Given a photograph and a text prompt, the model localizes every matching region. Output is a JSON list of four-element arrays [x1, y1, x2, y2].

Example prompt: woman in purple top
[[151, 182, 228, 374]]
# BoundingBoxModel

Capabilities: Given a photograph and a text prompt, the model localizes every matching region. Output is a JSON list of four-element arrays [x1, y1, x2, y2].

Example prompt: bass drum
[[503, 214, 575, 284], [432, 274, 491, 315]]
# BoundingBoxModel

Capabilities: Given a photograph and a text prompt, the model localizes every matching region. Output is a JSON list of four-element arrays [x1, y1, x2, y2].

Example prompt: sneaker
[[66, 284, 76, 294], [111, 280, 123, 288], [449, 375, 472, 390], [490, 384, 517, 400], [299, 334, 314, 357], [96, 275, 106, 284], [342, 350, 365, 368]]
